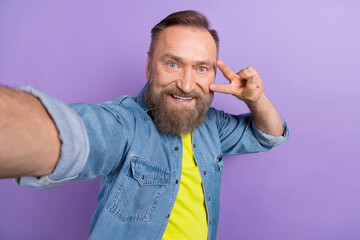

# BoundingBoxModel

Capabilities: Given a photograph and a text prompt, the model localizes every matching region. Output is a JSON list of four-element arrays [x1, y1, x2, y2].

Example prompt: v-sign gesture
[[210, 60, 264, 106], [210, 59, 284, 136]]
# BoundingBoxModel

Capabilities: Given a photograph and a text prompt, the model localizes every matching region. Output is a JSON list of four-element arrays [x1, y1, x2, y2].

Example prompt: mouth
[[168, 94, 196, 106], [171, 94, 194, 101]]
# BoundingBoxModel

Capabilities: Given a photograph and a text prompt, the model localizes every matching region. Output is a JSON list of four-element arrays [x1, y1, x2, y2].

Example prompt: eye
[[169, 62, 177, 68], [198, 66, 207, 72]]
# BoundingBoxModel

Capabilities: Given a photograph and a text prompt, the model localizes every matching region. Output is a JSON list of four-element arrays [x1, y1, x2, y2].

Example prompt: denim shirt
[[17, 84, 289, 240]]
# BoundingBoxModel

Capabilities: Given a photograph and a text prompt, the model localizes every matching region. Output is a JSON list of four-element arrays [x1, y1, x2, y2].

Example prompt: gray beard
[[144, 80, 213, 136]]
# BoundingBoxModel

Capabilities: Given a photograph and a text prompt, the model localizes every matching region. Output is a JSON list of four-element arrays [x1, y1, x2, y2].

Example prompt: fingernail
[[257, 83, 261, 88], [251, 77, 257, 82]]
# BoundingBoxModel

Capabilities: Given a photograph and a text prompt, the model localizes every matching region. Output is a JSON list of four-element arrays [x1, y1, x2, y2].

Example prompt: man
[[0, 10, 288, 239]]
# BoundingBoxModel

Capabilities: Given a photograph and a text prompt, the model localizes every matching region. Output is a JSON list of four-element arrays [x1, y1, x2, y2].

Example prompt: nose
[[176, 67, 195, 93]]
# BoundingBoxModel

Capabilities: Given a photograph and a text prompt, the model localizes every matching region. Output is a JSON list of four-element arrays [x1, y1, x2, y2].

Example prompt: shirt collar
[[135, 82, 149, 112]]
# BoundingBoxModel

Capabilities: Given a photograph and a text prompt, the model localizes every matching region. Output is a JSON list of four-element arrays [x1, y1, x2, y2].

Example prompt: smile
[[171, 94, 193, 101]]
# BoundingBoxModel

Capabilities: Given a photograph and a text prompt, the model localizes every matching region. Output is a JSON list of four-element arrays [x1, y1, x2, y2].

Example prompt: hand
[[210, 60, 264, 106]]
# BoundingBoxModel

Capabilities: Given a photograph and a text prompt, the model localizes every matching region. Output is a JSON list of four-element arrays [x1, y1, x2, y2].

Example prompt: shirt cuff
[[252, 119, 289, 148], [15, 86, 89, 189]]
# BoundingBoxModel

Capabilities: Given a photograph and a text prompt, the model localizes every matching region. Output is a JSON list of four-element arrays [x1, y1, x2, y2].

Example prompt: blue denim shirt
[[17, 84, 288, 240]]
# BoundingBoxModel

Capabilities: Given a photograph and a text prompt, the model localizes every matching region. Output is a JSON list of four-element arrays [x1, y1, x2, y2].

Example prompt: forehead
[[154, 25, 217, 62]]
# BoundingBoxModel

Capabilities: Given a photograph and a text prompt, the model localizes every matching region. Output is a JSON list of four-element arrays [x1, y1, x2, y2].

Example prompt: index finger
[[216, 60, 240, 82]]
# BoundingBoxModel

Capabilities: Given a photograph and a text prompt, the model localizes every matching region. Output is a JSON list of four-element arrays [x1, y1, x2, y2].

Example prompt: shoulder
[[103, 95, 152, 123]]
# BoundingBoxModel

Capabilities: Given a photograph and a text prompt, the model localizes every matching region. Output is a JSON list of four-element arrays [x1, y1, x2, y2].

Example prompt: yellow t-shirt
[[162, 133, 208, 240]]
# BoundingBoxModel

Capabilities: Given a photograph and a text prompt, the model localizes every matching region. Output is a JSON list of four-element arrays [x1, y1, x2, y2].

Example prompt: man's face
[[144, 25, 217, 135]]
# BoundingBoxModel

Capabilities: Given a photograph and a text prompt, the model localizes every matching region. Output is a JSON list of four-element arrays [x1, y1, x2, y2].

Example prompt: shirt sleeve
[[15, 86, 90, 189], [16, 87, 136, 189], [251, 119, 289, 148], [214, 109, 289, 156]]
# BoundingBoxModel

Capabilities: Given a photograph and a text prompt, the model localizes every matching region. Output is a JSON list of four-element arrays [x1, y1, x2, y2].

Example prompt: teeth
[[172, 95, 193, 101]]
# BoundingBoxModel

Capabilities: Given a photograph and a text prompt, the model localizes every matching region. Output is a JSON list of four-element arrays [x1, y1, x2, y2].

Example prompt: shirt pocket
[[108, 156, 170, 222]]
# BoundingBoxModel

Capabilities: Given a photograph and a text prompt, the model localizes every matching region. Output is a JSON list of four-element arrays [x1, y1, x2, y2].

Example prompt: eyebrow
[[162, 53, 182, 63]]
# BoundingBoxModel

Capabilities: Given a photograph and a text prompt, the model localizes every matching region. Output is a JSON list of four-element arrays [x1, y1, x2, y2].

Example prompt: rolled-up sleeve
[[214, 108, 289, 156], [15, 86, 89, 189], [252, 119, 289, 148]]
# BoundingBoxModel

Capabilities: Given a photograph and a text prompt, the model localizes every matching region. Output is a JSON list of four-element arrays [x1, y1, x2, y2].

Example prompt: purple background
[[1, 1, 359, 239]]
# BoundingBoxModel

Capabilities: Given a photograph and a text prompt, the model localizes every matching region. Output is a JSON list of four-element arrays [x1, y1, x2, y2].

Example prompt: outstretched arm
[[0, 86, 61, 178], [210, 60, 284, 136]]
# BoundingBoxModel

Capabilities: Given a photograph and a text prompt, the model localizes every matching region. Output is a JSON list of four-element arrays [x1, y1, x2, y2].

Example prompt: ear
[[146, 51, 150, 80]]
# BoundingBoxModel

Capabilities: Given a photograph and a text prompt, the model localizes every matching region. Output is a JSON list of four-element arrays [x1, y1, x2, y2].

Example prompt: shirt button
[[175, 146, 179, 151], [209, 221, 212, 225], [208, 197, 211, 201], [203, 171, 207, 175], [167, 214, 170, 218], [175, 179, 179, 184], [193, 144, 196, 148]]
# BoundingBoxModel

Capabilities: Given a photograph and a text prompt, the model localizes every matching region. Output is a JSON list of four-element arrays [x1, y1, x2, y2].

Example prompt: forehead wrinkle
[[158, 26, 216, 58]]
